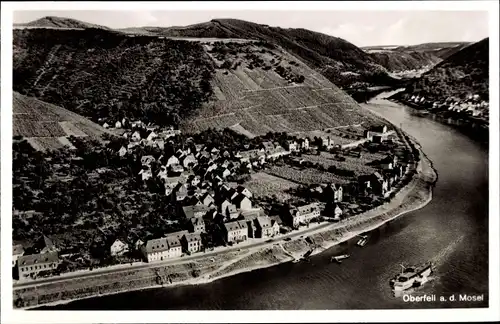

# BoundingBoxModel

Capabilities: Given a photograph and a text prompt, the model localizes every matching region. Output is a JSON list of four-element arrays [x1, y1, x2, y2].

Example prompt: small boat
[[356, 235, 368, 247], [303, 250, 313, 258], [331, 254, 350, 263], [390, 262, 433, 291]]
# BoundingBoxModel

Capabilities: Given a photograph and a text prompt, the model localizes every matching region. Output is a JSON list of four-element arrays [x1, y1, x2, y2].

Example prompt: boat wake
[[431, 234, 466, 267]]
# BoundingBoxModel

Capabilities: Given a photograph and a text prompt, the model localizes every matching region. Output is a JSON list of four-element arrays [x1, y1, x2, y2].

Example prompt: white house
[[115, 121, 122, 128], [287, 140, 299, 152], [141, 155, 155, 166], [334, 205, 343, 220], [131, 131, 141, 141], [118, 146, 127, 157], [139, 168, 153, 181], [166, 155, 180, 167], [103, 122, 110, 129], [110, 239, 129, 257], [290, 203, 321, 227], [232, 194, 252, 211], [146, 131, 157, 142]]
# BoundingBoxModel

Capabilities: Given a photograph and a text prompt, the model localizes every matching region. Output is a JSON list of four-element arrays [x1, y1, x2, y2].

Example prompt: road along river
[[47, 91, 489, 309]]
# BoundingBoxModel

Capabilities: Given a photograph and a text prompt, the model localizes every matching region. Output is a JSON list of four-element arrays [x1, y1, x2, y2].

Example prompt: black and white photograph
[[1, 1, 499, 323]]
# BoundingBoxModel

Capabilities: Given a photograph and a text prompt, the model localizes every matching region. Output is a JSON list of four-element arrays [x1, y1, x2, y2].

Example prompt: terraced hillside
[[13, 28, 215, 127], [181, 41, 381, 136], [13, 92, 116, 151]]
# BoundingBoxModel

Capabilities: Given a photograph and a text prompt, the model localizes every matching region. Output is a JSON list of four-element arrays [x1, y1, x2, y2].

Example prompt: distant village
[[398, 92, 489, 122], [13, 117, 416, 281]]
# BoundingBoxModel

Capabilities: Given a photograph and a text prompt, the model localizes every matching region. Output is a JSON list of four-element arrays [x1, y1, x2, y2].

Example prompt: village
[[13, 117, 415, 282], [397, 92, 489, 123]]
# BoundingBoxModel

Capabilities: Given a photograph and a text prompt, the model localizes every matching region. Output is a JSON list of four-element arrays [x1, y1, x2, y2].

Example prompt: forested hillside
[[13, 28, 215, 126], [396, 38, 489, 102]]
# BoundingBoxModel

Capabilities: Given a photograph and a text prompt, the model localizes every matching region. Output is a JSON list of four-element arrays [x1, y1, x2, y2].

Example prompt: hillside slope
[[13, 28, 215, 127], [13, 16, 110, 30], [13, 92, 116, 151], [130, 18, 399, 89], [364, 42, 470, 72], [395, 38, 489, 101], [181, 41, 381, 136]]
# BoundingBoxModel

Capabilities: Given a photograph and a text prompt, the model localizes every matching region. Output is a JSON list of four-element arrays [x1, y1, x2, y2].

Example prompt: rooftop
[[18, 251, 59, 266]]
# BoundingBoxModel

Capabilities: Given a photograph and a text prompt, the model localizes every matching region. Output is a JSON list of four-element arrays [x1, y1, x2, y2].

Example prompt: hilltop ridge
[[14, 16, 110, 30]]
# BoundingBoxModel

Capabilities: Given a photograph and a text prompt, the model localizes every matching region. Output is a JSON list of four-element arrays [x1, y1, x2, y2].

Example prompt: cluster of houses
[[358, 154, 406, 197], [13, 119, 413, 279], [402, 93, 489, 119]]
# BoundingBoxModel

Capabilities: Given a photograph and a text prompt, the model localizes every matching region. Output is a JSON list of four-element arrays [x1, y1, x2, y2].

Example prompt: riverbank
[[19, 128, 437, 310]]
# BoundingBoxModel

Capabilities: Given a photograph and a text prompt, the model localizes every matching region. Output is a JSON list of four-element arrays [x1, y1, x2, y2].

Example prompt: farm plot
[[265, 166, 352, 186], [26, 137, 68, 151], [294, 152, 386, 177], [59, 121, 88, 137], [243, 172, 301, 201], [13, 118, 67, 137]]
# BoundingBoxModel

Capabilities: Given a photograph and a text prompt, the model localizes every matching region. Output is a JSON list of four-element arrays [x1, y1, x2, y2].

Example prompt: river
[[49, 91, 489, 310]]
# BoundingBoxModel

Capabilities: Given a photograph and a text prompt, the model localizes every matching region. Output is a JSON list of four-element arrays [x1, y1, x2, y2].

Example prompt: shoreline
[[20, 97, 437, 310]]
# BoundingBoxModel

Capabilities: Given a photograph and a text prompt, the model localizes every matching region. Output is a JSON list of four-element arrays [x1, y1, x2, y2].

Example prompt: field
[[293, 151, 387, 177], [241, 172, 301, 202], [181, 42, 381, 136], [13, 91, 116, 151], [265, 166, 352, 186]]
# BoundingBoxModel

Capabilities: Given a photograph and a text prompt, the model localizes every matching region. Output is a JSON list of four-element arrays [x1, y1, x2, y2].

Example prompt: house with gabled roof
[[289, 203, 321, 227], [142, 237, 169, 262], [182, 205, 211, 219], [139, 168, 153, 181], [131, 130, 141, 141], [225, 204, 239, 220], [166, 155, 180, 167], [17, 251, 60, 278], [224, 220, 248, 243], [333, 204, 343, 220], [324, 184, 343, 202], [118, 146, 127, 157], [181, 154, 197, 169], [146, 131, 158, 142], [287, 140, 299, 152], [260, 141, 275, 152], [358, 172, 388, 196], [189, 216, 206, 233], [174, 184, 189, 201], [110, 239, 129, 257], [232, 194, 252, 211], [164, 230, 189, 259], [254, 216, 280, 238], [182, 232, 203, 253], [200, 192, 215, 207]]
